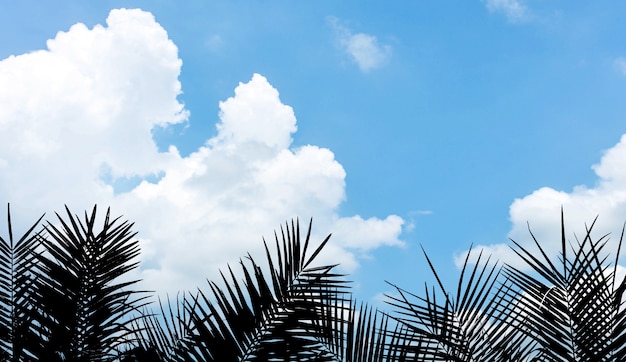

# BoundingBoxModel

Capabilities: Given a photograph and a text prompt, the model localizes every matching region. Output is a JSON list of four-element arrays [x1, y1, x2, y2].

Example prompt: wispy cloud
[[205, 34, 224, 52], [484, 0, 528, 23], [328, 17, 392, 73], [615, 57, 626, 75]]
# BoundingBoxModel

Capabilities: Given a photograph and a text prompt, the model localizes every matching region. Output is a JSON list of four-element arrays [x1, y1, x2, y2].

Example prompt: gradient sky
[[2, 1, 626, 308]]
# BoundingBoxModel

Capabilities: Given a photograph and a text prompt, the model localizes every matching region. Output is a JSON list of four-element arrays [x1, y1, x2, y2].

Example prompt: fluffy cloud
[[0, 8, 185, 211], [328, 17, 392, 73], [456, 135, 626, 270], [484, 0, 528, 23], [0, 9, 404, 295]]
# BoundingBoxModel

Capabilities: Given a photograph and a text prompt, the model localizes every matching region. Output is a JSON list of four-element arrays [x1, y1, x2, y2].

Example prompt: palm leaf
[[31, 205, 149, 361], [136, 219, 404, 362], [503, 212, 626, 361], [127, 293, 194, 361], [385, 246, 536, 361], [322, 300, 401, 362], [0, 204, 44, 361], [185, 219, 348, 361]]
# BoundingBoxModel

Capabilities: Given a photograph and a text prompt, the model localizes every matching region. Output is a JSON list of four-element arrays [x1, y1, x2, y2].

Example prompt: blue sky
[[2, 1, 626, 307]]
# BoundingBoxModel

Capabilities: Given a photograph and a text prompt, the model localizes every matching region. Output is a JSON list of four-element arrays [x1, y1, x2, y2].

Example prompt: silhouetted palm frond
[[30, 205, 149, 361], [181, 219, 349, 361], [386, 246, 536, 361], [0, 205, 44, 361], [136, 219, 403, 362], [129, 293, 194, 361], [503, 211, 626, 361], [314, 297, 401, 362]]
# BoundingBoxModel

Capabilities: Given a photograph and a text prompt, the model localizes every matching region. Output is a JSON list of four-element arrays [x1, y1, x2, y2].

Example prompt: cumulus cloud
[[328, 17, 392, 73], [0, 8, 404, 295], [0, 8, 186, 210], [456, 135, 626, 270], [484, 0, 528, 23]]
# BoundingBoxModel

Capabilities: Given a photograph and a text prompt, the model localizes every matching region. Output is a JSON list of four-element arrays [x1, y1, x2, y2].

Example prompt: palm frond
[[134, 219, 353, 361], [184, 219, 349, 361], [347, 304, 406, 362], [385, 246, 537, 361], [31, 205, 149, 361], [127, 293, 194, 361], [136, 219, 403, 362], [0, 204, 44, 361], [503, 213, 626, 361]]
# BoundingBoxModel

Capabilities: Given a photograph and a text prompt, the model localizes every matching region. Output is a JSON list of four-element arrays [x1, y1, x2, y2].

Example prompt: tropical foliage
[[1, 204, 626, 361], [1, 205, 146, 361]]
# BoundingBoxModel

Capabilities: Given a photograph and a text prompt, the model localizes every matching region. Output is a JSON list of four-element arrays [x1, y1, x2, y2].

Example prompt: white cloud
[[0, 8, 185, 208], [0, 8, 404, 295], [213, 73, 297, 150], [484, 0, 528, 23], [457, 135, 626, 271], [332, 215, 404, 251], [329, 17, 392, 73]]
